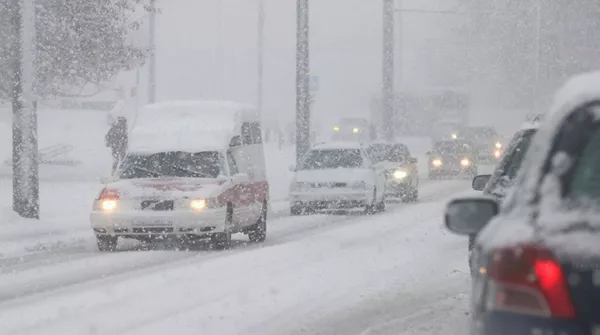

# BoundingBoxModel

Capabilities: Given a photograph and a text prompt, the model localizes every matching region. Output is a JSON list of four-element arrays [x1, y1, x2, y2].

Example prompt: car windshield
[[301, 149, 363, 169], [118, 151, 223, 179], [368, 144, 408, 163], [433, 141, 472, 155]]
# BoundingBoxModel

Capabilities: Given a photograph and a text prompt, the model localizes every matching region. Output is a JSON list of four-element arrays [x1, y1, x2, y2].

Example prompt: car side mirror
[[426, 151, 432, 155], [408, 157, 418, 164], [232, 173, 249, 184], [445, 197, 499, 235], [472, 174, 491, 191]]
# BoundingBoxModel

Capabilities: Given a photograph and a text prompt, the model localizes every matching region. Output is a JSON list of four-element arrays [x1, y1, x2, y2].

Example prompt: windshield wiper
[[171, 165, 211, 178]]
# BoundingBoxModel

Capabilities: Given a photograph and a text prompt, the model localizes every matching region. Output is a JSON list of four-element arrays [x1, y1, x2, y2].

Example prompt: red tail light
[[98, 188, 120, 200], [488, 244, 575, 319]]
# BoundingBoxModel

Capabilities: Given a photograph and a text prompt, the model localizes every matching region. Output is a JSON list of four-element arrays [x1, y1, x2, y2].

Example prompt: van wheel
[[249, 202, 267, 243], [212, 204, 233, 250], [96, 235, 118, 252]]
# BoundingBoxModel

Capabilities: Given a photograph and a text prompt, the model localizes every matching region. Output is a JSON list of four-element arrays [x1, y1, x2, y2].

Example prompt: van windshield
[[118, 151, 223, 179]]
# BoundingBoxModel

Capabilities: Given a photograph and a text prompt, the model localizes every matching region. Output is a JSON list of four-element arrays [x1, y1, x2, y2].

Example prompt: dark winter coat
[[105, 119, 128, 156]]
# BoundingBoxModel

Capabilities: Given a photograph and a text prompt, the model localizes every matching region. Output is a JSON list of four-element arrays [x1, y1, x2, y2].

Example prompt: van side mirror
[[472, 174, 491, 191], [445, 197, 499, 235], [229, 135, 242, 147]]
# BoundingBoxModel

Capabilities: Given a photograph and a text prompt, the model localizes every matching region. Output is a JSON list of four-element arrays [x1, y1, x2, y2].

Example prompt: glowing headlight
[[451, 133, 458, 139], [101, 199, 118, 211], [431, 159, 442, 167], [460, 158, 471, 167], [495, 142, 502, 149], [494, 150, 501, 158], [393, 170, 408, 179], [190, 199, 207, 210], [333, 126, 340, 132], [353, 127, 359, 134]]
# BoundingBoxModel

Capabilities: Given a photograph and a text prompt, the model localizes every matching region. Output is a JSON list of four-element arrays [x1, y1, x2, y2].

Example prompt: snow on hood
[[293, 168, 372, 183], [105, 178, 225, 198]]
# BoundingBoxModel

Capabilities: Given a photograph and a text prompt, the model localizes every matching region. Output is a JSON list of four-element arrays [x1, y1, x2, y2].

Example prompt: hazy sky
[[149, 0, 452, 131]]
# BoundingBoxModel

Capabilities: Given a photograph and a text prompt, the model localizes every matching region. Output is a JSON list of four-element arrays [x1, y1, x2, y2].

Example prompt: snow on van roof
[[129, 100, 257, 154], [312, 141, 365, 150]]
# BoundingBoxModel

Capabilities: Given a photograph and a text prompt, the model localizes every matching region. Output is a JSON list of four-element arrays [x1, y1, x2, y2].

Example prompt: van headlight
[[393, 170, 408, 180], [101, 199, 118, 211], [190, 199, 207, 211]]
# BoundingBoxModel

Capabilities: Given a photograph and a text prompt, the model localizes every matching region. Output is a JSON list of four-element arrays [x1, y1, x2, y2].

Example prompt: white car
[[91, 101, 269, 251], [289, 142, 387, 215]]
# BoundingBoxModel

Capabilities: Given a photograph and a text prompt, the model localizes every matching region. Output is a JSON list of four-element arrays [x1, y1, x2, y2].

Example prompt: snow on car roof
[[129, 100, 257, 154], [311, 141, 365, 150]]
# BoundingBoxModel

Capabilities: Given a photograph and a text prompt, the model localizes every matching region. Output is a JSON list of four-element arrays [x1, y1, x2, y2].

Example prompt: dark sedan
[[445, 78, 600, 335]]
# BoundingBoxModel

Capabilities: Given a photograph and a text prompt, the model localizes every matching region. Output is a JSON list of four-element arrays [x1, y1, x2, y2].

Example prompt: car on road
[[428, 139, 478, 179], [90, 101, 269, 251], [445, 73, 600, 335], [463, 126, 504, 164], [331, 118, 376, 142], [289, 142, 386, 215], [367, 141, 419, 202], [466, 119, 540, 273]]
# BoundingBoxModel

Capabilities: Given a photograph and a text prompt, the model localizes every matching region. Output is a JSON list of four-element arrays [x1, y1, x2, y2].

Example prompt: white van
[[90, 100, 268, 251]]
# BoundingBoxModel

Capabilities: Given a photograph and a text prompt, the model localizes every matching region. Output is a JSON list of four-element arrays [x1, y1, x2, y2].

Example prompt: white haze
[[145, 0, 468, 133]]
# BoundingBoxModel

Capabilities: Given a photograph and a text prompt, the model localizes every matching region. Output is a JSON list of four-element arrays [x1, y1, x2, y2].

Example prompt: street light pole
[[533, 0, 541, 113], [148, 0, 156, 104], [257, 0, 265, 115], [12, 0, 39, 219], [382, 0, 395, 141], [295, 0, 310, 165]]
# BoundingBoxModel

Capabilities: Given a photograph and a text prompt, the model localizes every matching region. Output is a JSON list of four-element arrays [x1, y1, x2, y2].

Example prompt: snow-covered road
[[0, 179, 472, 335]]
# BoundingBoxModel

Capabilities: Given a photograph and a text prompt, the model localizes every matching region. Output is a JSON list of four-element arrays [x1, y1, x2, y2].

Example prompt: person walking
[[105, 117, 128, 174]]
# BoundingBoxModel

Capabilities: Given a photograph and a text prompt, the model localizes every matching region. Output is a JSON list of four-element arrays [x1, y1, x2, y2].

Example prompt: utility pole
[[382, 0, 395, 141], [12, 0, 39, 219], [257, 0, 265, 115], [532, 0, 541, 113], [148, 0, 157, 104], [295, 0, 310, 165]]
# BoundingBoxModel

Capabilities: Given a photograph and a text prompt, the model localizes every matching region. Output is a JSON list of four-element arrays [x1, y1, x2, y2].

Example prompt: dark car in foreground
[[367, 142, 419, 202], [467, 121, 539, 272], [428, 139, 478, 179], [445, 74, 600, 335]]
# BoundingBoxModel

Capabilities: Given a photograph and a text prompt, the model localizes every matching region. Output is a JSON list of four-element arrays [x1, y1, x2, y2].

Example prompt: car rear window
[[301, 149, 363, 170], [570, 128, 600, 201]]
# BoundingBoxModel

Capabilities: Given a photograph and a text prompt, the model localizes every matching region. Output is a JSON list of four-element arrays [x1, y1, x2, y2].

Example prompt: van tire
[[212, 204, 233, 250], [249, 202, 267, 243], [96, 235, 118, 252]]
